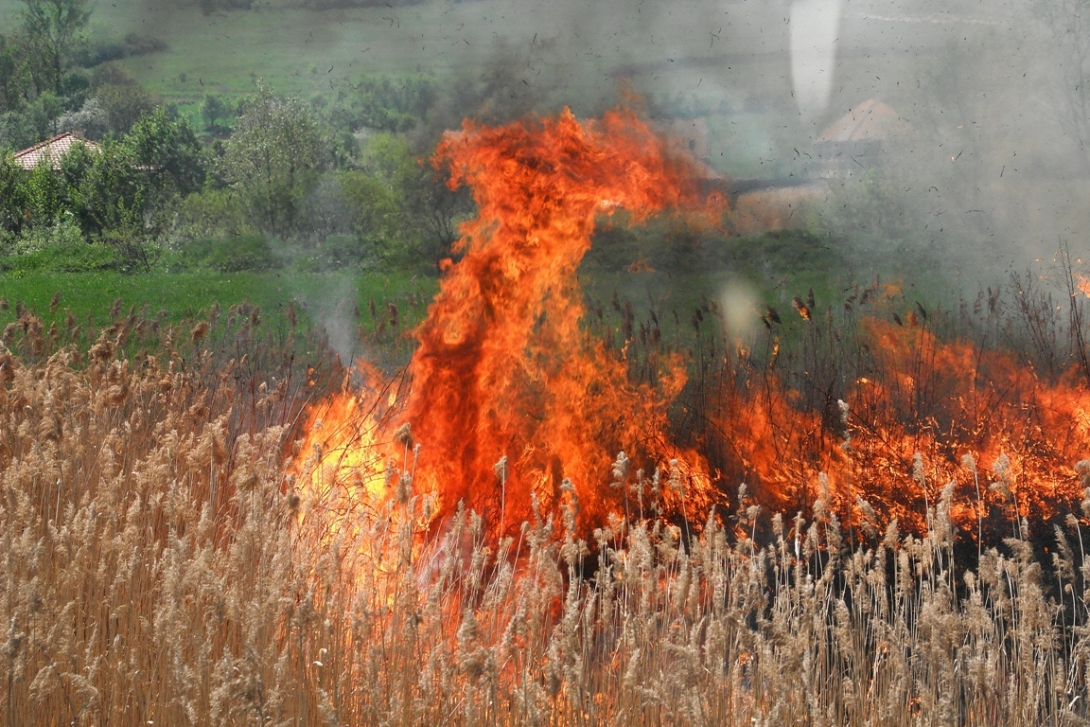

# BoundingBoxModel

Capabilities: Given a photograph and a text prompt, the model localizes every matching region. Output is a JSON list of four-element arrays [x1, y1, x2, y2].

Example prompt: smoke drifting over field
[[113, 0, 1089, 276], [440, 1, 1068, 273]]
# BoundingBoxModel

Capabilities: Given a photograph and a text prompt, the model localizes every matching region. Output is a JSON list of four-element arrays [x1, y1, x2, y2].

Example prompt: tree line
[[0, 0, 470, 273], [0, 81, 467, 273], [0, 0, 583, 274]]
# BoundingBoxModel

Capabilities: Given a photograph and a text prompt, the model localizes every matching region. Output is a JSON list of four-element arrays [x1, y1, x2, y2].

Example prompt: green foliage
[[287, 233, 383, 273], [6, 215, 82, 253], [67, 139, 144, 236], [75, 32, 167, 67], [309, 233, 370, 269], [22, 160, 67, 225], [55, 96, 108, 139], [328, 74, 436, 133], [127, 107, 206, 200], [361, 133, 471, 267], [0, 110, 36, 151], [94, 75, 157, 135], [167, 187, 255, 243], [298, 169, 404, 261], [0, 149, 30, 233], [164, 234, 278, 273], [219, 86, 329, 236], [334, 169, 401, 238], [0, 33, 34, 114], [1, 106, 208, 268], [0, 216, 126, 274], [18, 0, 92, 95], [15, 92, 66, 147], [200, 93, 228, 131]]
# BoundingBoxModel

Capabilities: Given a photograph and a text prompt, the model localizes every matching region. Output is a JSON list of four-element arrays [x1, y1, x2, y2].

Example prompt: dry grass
[[3, 300, 1090, 725]]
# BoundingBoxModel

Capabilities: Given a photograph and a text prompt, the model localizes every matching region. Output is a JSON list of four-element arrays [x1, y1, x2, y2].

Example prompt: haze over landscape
[[0, 0, 1074, 272]]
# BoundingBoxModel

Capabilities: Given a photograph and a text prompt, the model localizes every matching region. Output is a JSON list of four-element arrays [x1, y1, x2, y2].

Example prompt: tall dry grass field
[[3, 298, 1090, 726]]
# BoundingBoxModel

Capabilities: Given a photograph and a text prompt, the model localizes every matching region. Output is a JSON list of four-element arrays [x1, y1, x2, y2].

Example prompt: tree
[[1036, 0, 1090, 172], [0, 34, 34, 113], [75, 140, 156, 270], [94, 77, 157, 136], [127, 108, 206, 201], [0, 150, 31, 234], [55, 96, 109, 139], [347, 75, 437, 133], [200, 93, 227, 131], [19, 0, 92, 96], [22, 158, 67, 227], [220, 86, 329, 236], [363, 133, 472, 267]]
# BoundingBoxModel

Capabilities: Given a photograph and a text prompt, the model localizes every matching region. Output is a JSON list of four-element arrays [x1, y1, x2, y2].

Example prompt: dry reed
[[2, 300, 1090, 726]]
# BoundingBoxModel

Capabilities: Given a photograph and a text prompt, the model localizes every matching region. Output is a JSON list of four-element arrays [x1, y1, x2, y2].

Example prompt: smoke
[[295, 273, 359, 369], [418, 0, 1090, 281], [802, 0, 1082, 278], [117, 0, 1090, 283]]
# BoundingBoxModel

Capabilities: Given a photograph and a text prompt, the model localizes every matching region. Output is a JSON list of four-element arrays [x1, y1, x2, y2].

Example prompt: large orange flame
[[406, 108, 720, 536], [297, 108, 723, 539]]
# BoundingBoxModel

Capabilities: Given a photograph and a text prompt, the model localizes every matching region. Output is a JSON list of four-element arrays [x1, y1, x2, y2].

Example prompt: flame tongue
[[403, 108, 712, 535]]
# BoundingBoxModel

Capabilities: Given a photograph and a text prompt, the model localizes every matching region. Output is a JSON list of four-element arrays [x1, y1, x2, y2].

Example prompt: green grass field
[[0, 269, 434, 336]]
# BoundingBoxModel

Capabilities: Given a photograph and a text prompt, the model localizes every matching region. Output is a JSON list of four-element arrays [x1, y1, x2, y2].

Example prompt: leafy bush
[[325, 75, 436, 133], [291, 233, 377, 272], [168, 188, 255, 244], [0, 222, 120, 272], [168, 235, 280, 273], [219, 87, 329, 236], [76, 35, 167, 70], [8, 218, 85, 254]]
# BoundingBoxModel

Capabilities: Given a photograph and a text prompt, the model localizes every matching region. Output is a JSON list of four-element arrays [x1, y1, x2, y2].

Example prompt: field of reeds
[[4, 271, 1090, 726]]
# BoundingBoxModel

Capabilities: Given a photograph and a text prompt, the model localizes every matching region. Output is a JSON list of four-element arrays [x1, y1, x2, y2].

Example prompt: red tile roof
[[13, 132, 102, 170]]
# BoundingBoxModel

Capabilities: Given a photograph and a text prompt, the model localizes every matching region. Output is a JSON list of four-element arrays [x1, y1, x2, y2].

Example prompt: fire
[[290, 364, 396, 535], [704, 315, 1090, 539], [1077, 273, 1090, 298], [297, 108, 723, 540], [294, 107, 1089, 548]]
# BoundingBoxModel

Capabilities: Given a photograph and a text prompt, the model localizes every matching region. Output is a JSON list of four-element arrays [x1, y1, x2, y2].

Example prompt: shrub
[[0, 222, 120, 272], [167, 188, 255, 243], [290, 233, 377, 272], [169, 234, 280, 273]]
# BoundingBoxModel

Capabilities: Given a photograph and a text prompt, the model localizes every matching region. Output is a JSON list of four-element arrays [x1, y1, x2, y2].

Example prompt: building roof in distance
[[13, 132, 102, 170]]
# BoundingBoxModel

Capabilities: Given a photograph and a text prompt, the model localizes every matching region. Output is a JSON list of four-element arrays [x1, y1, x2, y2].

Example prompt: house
[[812, 99, 913, 179], [13, 132, 102, 171]]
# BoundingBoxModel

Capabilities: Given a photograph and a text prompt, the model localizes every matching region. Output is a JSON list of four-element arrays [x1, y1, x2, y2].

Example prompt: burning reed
[[4, 271, 1090, 725], [299, 106, 1090, 549], [4, 307, 1090, 724]]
